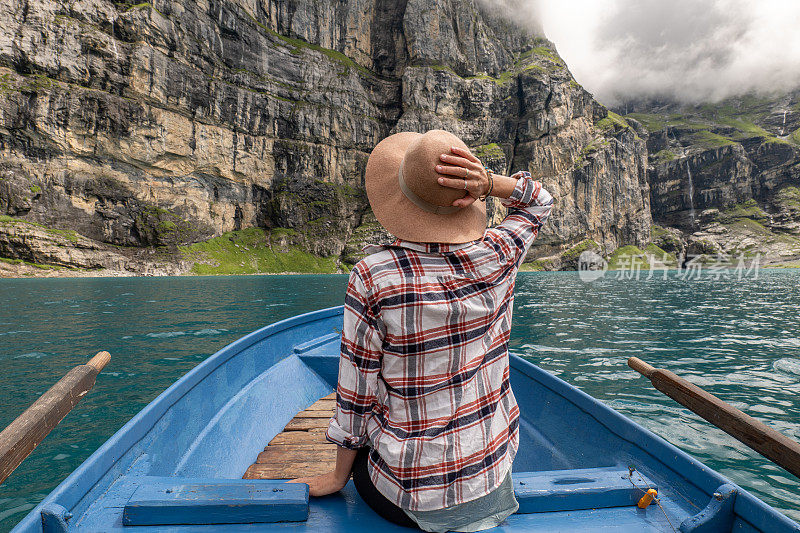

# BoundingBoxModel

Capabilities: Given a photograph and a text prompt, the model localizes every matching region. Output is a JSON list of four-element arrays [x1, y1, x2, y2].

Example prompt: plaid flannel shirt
[[326, 172, 555, 511]]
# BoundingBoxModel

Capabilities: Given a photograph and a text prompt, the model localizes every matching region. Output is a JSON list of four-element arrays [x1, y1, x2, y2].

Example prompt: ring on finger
[[463, 180, 467, 190], [465, 169, 470, 179]]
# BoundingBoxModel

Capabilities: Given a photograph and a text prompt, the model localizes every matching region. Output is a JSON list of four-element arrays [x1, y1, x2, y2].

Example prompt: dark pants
[[351, 447, 419, 528]]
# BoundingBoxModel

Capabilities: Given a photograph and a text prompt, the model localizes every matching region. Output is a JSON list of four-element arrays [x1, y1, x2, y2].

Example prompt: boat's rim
[[12, 305, 799, 531], [12, 306, 342, 531]]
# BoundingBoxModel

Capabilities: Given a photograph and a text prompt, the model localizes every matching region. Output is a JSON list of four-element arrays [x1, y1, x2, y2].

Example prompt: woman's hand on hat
[[435, 146, 491, 208]]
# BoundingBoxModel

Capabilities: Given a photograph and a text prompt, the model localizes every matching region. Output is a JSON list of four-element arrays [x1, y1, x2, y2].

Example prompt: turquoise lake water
[[0, 271, 799, 530]]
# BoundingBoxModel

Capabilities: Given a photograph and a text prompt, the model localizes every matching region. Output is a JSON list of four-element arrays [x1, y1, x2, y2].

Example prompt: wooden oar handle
[[86, 351, 111, 372], [0, 351, 110, 484], [629, 356, 800, 479], [627, 357, 655, 377]]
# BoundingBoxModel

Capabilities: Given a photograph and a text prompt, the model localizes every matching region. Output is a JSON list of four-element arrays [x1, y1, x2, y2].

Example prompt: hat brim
[[365, 132, 487, 244]]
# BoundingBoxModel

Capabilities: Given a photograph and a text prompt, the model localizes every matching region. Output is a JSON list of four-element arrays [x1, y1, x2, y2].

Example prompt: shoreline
[[2, 263, 798, 280]]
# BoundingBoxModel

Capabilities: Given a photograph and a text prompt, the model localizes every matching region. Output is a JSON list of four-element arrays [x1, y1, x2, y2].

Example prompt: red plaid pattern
[[326, 172, 555, 511]]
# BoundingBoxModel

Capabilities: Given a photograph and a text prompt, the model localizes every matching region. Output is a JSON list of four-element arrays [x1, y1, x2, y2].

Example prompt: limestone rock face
[[0, 0, 651, 272], [647, 139, 799, 230], [622, 92, 800, 265], [0, 217, 187, 274]]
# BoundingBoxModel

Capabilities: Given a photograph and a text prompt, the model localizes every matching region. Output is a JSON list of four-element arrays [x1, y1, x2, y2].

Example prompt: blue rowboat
[[12, 306, 800, 532]]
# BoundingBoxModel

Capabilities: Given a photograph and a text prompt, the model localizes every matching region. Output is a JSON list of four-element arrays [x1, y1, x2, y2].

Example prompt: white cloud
[[530, 0, 800, 106]]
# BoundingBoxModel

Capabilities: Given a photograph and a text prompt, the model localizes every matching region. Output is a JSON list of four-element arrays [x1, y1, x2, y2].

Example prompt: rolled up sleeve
[[326, 267, 383, 449], [484, 171, 556, 267]]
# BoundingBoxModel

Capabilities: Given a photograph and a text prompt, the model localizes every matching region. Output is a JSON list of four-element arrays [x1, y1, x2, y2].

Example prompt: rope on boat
[[627, 465, 677, 533]]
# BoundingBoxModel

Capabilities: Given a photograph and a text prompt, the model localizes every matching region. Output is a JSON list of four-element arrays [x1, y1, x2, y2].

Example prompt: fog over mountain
[[488, 0, 800, 106]]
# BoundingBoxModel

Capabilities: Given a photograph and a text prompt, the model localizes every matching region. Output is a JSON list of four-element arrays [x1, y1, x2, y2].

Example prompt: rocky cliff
[[621, 92, 800, 266], [0, 0, 652, 275]]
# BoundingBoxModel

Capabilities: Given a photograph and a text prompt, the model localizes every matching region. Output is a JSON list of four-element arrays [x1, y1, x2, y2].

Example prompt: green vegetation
[[763, 136, 792, 146], [625, 93, 800, 154], [472, 143, 505, 161], [691, 130, 736, 148], [0, 72, 13, 95], [769, 261, 800, 269], [340, 213, 385, 267], [114, 0, 164, 15], [519, 258, 554, 271], [644, 243, 677, 265], [726, 217, 770, 235], [623, 112, 713, 133], [181, 227, 344, 275], [606, 245, 649, 270], [243, 9, 372, 78], [126, 3, 153, 11], [625, 113, 668, 132], [716, 117, 775, 140], [775, 185, 800, 208], [0, 215, 79, 243], [596, 111, 629, 134], [653, 149, 677, 163], [29, 185, 41, 194], [518, 46, 564, 67], [23, 74, 53, 92], [649, 225, 683, 255], [717, 199, 770, 224], [413, 41, 563, 86], [134, 206, 200, 246], [0, 257, 65, 270], [464, 70, 516, 84], [47, 227, 80, 243], [574, 138, 610, 167], [562, 239, 600, 262], [650, 224, 670, 240]]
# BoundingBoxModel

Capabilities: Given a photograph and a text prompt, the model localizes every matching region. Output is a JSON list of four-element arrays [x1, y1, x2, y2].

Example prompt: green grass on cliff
[[180, 227, 343, 275], [776, 185, 800, 208], [623, 113, 713, 133], [596, 111, 629, 134], [241, 9, 373, 78], [606, 245, 649, 270], [692, 130, 737, 148], [519, 258, 556, 271], [625, 97, 800, 151], [472, 143, 505, 161], [644, 243, 677, 265], [411, 40, 563, 86], [653, 149, 677, 162], [0, 215, 80, 243], [0, 257, 65, 271], [717, 199, 770, 224], [562, 239, 600, 261]]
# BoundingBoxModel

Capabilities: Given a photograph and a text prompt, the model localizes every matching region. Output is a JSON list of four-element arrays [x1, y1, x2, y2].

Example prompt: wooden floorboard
[[243, 392, 338, 480], [284, 417, 331, 431]]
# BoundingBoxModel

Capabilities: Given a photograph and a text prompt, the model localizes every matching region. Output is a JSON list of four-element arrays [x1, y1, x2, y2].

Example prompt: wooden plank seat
[[243, 393, 337, 480]]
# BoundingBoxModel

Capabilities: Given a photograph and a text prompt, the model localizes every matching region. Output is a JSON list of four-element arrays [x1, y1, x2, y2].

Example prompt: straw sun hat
[[365, 130, 487, 244]]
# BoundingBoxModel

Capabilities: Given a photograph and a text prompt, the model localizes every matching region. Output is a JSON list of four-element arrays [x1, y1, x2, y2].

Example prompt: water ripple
[[146, 331, 187, 338], [513, 269, 800, 521]]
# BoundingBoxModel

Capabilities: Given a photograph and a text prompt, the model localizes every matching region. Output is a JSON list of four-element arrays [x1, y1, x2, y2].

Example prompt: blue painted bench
[[513, 466, 656, 513], [118, 467, 652, 526], [122, 478, 308, 526]]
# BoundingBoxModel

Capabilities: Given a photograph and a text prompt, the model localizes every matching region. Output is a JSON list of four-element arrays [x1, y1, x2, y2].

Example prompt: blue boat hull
[[13, 306, 800, 532]]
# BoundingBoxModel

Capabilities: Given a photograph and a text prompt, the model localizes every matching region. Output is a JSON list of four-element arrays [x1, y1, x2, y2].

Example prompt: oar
[[628, 357, 800, 479], [0, 351, 110, 484]]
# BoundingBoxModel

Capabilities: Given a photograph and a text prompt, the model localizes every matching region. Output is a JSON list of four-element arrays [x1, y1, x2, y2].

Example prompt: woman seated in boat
[[291, 129, 555, 531]]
